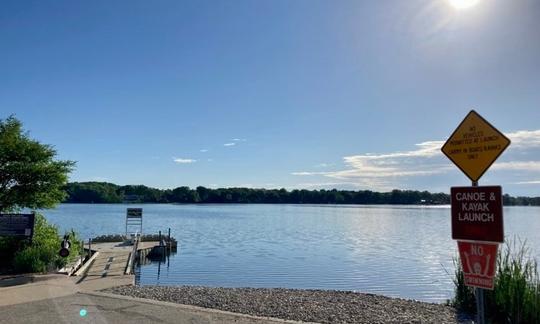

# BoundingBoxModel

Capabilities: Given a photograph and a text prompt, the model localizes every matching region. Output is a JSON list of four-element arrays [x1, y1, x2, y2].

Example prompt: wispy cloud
[[507, 130, 540, 149], [224, 143, 236, 147], [173, 158, 197, 164], [491, 161, 540, 172], [200, 149, 208, 153], [514, 180, 540, 185], [291, 171, 330, 176], [291, 129, 540, 191], [315, 163, 334, 168], [232, 138, 247, 142]]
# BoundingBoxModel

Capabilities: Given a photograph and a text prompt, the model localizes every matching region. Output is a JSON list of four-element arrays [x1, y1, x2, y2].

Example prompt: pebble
[[104, 285, 473, 324]]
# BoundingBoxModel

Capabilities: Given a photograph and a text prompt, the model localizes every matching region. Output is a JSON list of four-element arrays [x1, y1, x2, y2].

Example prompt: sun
[[448, 0, 480, 10]]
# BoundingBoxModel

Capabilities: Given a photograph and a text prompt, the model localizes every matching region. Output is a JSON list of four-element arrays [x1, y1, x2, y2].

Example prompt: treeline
[[63, 182, 540, 205], [503, 194, 540, 206], [64, 182, 449, 204]]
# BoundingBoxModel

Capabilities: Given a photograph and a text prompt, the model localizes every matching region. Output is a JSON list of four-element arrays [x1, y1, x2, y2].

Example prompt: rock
[[103, 285, 472, 324]]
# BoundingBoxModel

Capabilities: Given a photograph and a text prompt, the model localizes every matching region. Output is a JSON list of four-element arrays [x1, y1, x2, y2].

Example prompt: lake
[[41, 204, 540, 303]]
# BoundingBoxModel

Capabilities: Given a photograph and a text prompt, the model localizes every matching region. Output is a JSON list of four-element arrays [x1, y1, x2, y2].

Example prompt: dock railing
[[125, 233, 140, 275]]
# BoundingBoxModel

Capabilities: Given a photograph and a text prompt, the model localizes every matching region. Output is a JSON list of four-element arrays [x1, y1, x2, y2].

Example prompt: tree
[[0, 116, 75, 212]]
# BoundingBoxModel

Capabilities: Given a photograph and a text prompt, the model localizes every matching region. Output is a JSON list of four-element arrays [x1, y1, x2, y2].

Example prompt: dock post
[[168, 228, 171, 251], [88, 238, 92, 259]]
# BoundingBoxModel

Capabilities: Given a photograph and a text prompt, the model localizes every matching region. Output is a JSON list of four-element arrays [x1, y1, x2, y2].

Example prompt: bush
[[10, 213, 81, 273], [452, 238, 540, 323], [13, 246, 52, 273], [452, 256, 476, 314]]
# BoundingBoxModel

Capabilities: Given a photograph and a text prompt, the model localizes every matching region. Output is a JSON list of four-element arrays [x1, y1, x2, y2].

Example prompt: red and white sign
[[458, 241, 498, 290], [451, 186, 503, 242]]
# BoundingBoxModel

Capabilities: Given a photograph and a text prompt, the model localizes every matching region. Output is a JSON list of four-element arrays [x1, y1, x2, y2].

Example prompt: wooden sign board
[[451, 186, 503, 243], [126, 208, 143, 218], [0, 213, 35, 238], [441, 110, 510, 182]]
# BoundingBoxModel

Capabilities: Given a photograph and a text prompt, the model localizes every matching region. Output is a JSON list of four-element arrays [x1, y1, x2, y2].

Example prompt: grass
[[452, 238, 540, 323]]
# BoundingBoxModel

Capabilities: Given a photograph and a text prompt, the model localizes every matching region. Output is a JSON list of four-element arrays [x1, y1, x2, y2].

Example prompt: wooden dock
[[74, 241, 159, 290]]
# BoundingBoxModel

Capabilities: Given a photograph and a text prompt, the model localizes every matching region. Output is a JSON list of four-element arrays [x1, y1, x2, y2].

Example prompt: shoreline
[[104, 285, 472, 323]]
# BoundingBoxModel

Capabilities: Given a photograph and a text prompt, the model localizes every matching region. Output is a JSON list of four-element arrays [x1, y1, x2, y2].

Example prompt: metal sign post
[[472, 181, 485, 324], [442, 110, 511, 324]]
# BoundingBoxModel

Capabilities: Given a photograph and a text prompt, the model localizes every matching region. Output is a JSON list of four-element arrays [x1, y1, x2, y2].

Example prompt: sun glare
[[448, 0, 480, 10]]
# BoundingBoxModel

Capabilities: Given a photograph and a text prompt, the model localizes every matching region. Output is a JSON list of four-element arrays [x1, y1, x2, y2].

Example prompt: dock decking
[[75, 241, 159, 290]]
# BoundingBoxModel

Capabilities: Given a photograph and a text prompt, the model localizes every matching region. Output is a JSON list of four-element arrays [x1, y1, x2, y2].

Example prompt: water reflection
[[42, 204, 540, 303]]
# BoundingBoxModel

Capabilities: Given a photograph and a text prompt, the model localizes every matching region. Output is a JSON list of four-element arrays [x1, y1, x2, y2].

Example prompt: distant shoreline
[[58, 201, 540, 207], [64, 182, 540, 206]]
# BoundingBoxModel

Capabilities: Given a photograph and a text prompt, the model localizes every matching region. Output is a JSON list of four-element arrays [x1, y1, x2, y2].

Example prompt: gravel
[[104, 285, 472, 323]]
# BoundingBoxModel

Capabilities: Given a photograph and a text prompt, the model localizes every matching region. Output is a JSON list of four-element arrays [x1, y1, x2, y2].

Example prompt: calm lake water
[[42, 204, 540, 303]]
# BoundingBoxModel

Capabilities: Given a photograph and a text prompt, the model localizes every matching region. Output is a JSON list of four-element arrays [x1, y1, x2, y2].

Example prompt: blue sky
[[2, 0, 540, 195]]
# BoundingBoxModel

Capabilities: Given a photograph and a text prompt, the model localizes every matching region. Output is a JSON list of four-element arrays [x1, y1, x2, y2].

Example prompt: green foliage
[[503, 194, 540, 206], [64, 182, 540, 205], [452, 256, 476, 314], [0, 115, 75, 212], [64, 228, 83, 264], [65, 182, 122, 203], [64, 182, 454, 205], [452, 238, 540, 323], [12, 213, 61, 272], [5, 214, 81, 273]]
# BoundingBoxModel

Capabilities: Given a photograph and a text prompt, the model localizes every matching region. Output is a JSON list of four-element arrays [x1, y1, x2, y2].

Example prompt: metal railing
[[125, 233, 140, 275]]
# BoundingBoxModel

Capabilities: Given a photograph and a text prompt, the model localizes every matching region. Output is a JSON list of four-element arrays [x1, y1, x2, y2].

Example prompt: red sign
[[458, 241, 498, 289], [451, 186, 503, 243]]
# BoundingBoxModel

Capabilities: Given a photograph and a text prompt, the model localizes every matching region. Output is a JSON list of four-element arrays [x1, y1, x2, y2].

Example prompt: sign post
[[441, 110, 510, 324]]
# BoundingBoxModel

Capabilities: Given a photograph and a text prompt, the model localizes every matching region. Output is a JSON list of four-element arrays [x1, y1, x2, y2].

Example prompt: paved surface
[[0, 291, 306, 324], [0, 274, 79, 306], [0, 241, 303, 323], [0, 241, 159, 305]]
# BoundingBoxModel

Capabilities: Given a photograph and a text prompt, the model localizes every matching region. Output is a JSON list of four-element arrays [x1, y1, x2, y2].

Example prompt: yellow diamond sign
[[441, 110, 511, 182]]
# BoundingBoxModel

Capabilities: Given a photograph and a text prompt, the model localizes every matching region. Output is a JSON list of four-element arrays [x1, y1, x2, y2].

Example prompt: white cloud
[[224, 143, 236, 147], [507, 130, 540, 149], [514, 180, 540, 185], [291, 171, 329, 176], [315, 163, 334, 168], [291, 129, 540, 191], [200, 149, 208, 153], [232, 138, 247, 142], [173, 158, 196, 164], [491, 161, 540, 172]]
